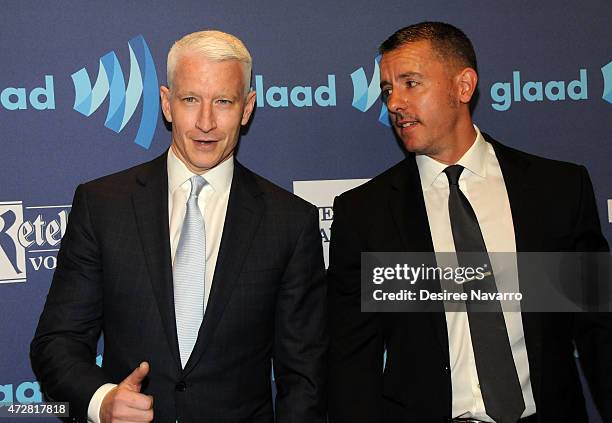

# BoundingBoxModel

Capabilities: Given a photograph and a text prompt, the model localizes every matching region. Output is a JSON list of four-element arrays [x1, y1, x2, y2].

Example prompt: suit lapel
[[389, 157, 449, 356], [132, 153, 182, 370], [489, 138, 537, 253], [389, 156, 436, 252], [489, 136, 543, 403], [183, 161, 264, 374]]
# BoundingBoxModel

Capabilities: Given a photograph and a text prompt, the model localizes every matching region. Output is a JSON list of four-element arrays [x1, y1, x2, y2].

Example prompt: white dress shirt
[[416, 126, 537, 421], [87, 149, 233, 422]]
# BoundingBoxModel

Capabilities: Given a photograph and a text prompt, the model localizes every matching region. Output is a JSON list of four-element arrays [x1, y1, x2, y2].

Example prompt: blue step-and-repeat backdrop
[[1, 1, 611, 421]]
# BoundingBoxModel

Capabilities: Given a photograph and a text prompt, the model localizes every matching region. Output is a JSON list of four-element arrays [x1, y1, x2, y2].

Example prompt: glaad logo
[[254, 75, 336, 108], [0, 201, 70, 284], [350, 55, 390, 127], [0, 36, 158, 149], [490, 69, 588, 111], [0, 76, 55, 110], [489, 62, 612, 110], [0, 380, 41, 404], [71, 35, 159, 149], [602, 60, 612, 104]]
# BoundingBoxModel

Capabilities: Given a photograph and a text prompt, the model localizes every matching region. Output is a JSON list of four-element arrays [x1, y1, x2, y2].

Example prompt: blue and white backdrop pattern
[[1, 1, 611, 421]]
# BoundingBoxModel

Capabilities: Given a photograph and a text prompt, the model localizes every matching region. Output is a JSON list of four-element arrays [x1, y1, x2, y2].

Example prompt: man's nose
[[386, 89, 404, 114], [196, 104, 216, 132]]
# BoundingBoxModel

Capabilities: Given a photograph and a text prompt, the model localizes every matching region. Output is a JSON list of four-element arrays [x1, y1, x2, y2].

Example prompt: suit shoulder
[[239, 164, 316, 213], [336, 159, 406, 205], [78, 154, 165, 196], [486, 133, 585, 174]]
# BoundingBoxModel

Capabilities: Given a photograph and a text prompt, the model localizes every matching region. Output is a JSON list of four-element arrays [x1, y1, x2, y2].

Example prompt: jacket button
[[175, 381, 187, 392]]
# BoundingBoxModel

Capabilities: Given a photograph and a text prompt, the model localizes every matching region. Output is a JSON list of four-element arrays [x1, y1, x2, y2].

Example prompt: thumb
[[119, 361, 150, 392]]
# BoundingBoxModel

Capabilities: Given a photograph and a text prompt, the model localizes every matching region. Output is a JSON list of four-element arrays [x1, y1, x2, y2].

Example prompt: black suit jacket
[[327, 135, 611, 422], [31, 153, 327, 423]]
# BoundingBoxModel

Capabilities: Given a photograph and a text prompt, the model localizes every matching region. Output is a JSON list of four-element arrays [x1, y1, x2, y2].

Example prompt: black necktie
[[444, 165, 525, 423]]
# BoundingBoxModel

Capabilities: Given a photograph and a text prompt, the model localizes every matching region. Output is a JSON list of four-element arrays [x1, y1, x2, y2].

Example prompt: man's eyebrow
[[398, 71, 423, 78], [380, 72, 424, 88], [173, 90, 240, 99]]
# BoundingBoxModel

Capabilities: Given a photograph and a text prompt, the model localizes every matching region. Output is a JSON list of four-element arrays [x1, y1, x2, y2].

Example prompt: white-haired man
[[31, 30, 327, 423]]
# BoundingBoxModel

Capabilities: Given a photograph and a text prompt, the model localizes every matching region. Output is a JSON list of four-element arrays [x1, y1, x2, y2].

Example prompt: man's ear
[[160, 86, 173, 123], [241, 90, 257, 125], [456, 67, 478, 104]]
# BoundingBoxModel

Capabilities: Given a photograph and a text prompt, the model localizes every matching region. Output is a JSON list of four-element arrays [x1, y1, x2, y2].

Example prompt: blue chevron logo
[[602, 60, 612, 104], [71, 35, 159, 149], [350, 55, 390, 127]]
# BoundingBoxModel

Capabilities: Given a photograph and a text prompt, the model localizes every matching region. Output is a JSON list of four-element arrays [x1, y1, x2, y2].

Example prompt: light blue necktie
[[173, 175, 207, 368]]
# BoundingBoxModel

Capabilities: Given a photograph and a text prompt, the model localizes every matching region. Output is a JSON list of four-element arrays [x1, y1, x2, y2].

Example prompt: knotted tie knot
[[444, 164, 464, 186], [189, 175, 207, 198]]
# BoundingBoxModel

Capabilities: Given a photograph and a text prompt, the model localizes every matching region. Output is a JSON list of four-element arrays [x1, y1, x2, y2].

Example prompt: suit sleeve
[[327, 195, 384, 423], [30, 184, 108, 420], [571, 166, 612, 419], [273, 205, 327, 423]]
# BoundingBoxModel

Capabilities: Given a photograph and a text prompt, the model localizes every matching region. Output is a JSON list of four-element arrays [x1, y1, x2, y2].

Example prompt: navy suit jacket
[[31, 153, 327, 423], [327, 135, 611, 422]]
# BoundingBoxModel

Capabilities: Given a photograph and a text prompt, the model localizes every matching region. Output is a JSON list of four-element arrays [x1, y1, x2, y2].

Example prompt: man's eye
[[407, 80, 418, 88], [183, 97, 196, 103], [217, 99, 232, 105], [381, 89, 391, 104]]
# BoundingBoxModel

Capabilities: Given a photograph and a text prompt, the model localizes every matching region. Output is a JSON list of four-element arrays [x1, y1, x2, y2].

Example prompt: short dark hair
[[379, 21, 478, 74]]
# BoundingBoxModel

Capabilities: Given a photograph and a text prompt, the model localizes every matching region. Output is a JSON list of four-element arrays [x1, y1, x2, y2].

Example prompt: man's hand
[[100, 362, 154, 423]]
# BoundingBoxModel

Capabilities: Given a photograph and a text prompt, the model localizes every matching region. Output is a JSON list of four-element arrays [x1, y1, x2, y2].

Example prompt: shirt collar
[[415, 125, 488, 190], [167, 148, 234, 195]]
